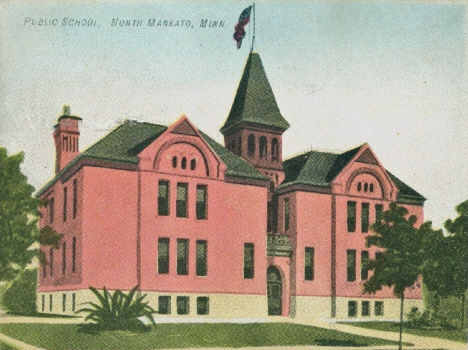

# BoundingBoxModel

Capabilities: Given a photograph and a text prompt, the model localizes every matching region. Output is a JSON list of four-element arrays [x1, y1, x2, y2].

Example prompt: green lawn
[[343, 321, 467, 344], [0, 340, 16, 350], [0, 323, 404, 350]]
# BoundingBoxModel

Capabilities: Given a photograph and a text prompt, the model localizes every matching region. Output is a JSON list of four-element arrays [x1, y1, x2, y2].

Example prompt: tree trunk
[[461, 293, 466, 330], [399, 293, 404, 350]]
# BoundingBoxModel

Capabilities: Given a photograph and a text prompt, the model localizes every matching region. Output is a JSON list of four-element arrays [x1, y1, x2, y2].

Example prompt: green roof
[[37, 120, 266, 196], [220, 52, 290, 134], [281, 146, 425, 201]]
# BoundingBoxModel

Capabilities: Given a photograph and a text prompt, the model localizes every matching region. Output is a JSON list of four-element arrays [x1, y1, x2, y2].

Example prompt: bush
[[1, 268, 37, 315], [405, 307, 455, 329], [76, 286, 156, 332]]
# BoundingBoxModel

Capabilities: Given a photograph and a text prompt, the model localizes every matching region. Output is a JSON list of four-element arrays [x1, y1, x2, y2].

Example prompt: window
[[375, 204, 383, 222], [72, 293, 76, 312], [176, 296, 189, 315], [196, 185, 207, 220], [197, 297, 209, 315], [362, 301, 370, 316], [347, 250, 356, 282], [49, 197, 54, 223], [158, 181, 170, 216], [271, 138, 279, 161], [190, 159, 196, 170], [259, 136, 267, 159], [172, 156, 177, 168], [361, 251, 369, 280], [158, 296, 171, 314], [361, 203, 369, 233], [176, 183, 188, 218], [49, 295, 53, 311], [49, 249, 54, 277], [177, 239, 189, 275], [62, 242, 66, 275], [158, 238, 169, 274], [305, 247, 315, 281], [63, 187, 67, 222], [62, 294, 67, 312], [375, 301, 384, 316], [364, 183, 368, 192], [243, 243, 254, 279], [42, 295, 45, 312], [181, 157, 187, 169], [73, 179, 77, 219], [370, 183, 374, 192], [72, 237, 76, 273], [196, 240, 207, 276], [347, 201, 356, 232], [284, 198, 290, 231], [348, 301, 357, 317], [247, 134, 255, 158], [357, 182, 362, 191]]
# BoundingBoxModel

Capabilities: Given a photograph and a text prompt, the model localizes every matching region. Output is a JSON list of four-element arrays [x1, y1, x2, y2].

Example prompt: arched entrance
[[267, 266, 282, 315]]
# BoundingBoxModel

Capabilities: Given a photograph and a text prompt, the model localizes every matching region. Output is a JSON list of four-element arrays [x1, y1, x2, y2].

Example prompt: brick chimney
[[53, 105, 82, 173]]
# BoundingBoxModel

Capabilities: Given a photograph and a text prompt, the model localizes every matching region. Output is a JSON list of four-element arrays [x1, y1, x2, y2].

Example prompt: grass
[[0, 322, 405, 350], [0, 340, 16, 350], [343, 321, 467, 344]]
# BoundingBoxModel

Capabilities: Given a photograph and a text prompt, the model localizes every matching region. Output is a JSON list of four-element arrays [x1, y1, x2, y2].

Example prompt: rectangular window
[[158, 296, 171, 315], [42, 295, 45, 312], [176, 296, 189, 315], [197, 297, 209, 315], [347, 250, 356, 282], [72, 294, 76, 312], [375, 301, 384, 316], [243, 243, 254, 279], [158, 181, 169, 216], [49, 249, 54, 277], [375, 204, 384, 222], [304, 247, 315, 281], [62, 242, 66, 275], [49, 198, 54, 223], [177, 239, 189, 275], [196, 185, 207, 220], [362, 301, 370, 316], [347, 201, 356, 232], [63, 187, 67, 222], [49, 294, 53, 311], [158, 238, 169, 274], [348, 301, 357, 317], [361, 251, 369, 280], [176, 183, 188, 218], [284, 198, 290, 231], [62, 294, 67, 312], [73, 179, 78, 219], [196, 240, 207, 276], [72, 237, 76, 273], [361, 203, 369, 233]]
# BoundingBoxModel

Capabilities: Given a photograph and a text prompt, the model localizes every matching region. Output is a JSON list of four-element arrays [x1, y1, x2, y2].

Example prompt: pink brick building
[[36, 53, 425, 320]]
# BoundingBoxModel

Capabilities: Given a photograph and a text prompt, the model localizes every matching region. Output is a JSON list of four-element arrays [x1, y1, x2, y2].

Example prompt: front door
[[267, 266, 282, 316]]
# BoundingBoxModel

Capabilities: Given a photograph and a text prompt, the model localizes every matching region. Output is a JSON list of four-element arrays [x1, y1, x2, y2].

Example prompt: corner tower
[[53, 105, 82, 173], [221, 52, 290, 190]]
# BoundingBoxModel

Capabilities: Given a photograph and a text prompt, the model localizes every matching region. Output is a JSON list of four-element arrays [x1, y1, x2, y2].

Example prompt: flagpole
[[250, 3, 255, 53]]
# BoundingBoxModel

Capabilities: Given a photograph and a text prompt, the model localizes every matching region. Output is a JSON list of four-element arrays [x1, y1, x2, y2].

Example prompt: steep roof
[[281, 146, 425, 202], [36, 120, 266, 196], [220, 52, 290, 134]]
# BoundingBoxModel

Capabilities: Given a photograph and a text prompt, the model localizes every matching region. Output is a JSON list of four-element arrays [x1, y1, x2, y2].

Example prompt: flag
[[233, 6, 252, 49]]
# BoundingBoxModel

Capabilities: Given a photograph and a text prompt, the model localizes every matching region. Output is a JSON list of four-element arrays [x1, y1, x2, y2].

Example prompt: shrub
[[1, 268, 37, 315], [76, 286, 156, 331], [405, 307, 455, 329]]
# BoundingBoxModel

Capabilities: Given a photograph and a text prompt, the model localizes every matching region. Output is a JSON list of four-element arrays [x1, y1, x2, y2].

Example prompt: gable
[[170, 118, 199, 136], [355, 149, 378, 165]]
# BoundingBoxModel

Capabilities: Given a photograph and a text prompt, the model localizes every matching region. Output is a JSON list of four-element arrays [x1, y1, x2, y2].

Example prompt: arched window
[[364, 183, 368, 192], [275, 173, 279, 184], [370, 183, 374, 193], [181, 157, 187, 169], [190, 159, 196, 170], [248, 134, 256, 158], [259, 136, 267, 159], [172, 156, 178, 168], [357, 182, 362, 191], [271, 138, 279, 161]]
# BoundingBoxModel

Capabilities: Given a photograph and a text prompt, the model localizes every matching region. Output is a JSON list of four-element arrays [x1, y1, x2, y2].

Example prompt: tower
[[53, 105, 82, 173]]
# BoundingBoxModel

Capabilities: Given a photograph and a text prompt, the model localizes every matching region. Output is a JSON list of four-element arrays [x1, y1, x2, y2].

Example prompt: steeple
[[221, 52, 290, 134]]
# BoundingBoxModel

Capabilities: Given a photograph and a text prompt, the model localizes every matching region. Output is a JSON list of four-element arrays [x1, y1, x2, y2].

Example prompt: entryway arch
[[267, 266, 282, 316]]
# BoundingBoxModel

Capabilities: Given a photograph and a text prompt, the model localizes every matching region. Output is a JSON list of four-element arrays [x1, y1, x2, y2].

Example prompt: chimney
[[53, 105, 82, 173]]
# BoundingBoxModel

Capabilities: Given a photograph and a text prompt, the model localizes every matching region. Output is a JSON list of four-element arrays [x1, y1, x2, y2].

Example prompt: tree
[[0, 147, 62, 282], [364, 202, 424, 350]]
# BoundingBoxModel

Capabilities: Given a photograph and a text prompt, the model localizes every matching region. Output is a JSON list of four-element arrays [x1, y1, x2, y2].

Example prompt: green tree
[[364, 202, 424, 350], [0, 147, 61, 282]]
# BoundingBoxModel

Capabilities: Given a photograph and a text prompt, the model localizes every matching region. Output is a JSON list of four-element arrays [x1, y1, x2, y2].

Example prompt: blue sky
[[1, 1, 467, 227]]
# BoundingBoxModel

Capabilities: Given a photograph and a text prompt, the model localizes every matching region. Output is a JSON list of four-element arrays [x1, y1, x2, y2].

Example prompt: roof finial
[[62, 105, 70, 116]]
